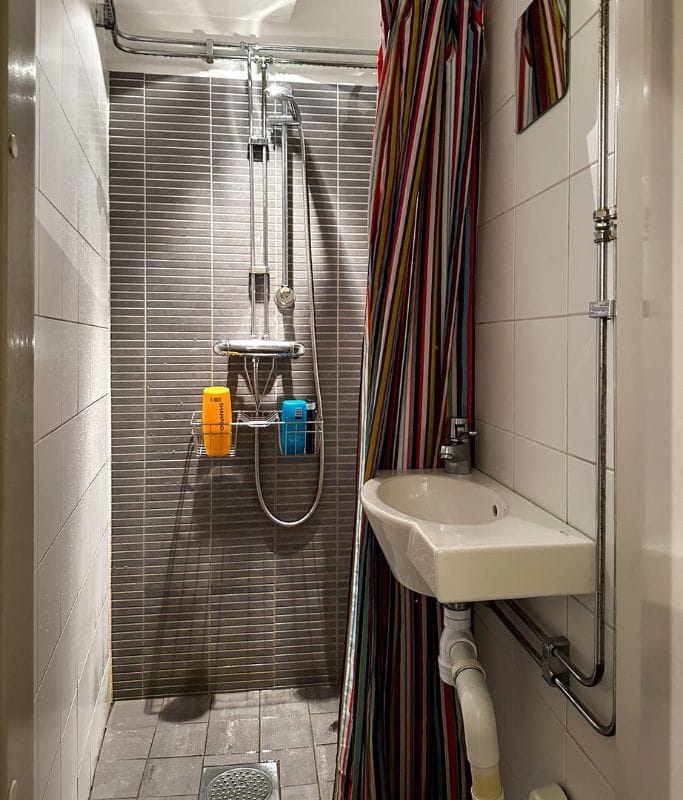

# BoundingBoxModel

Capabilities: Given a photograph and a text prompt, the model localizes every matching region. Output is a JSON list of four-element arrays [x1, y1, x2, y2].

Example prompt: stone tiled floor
[[89, 687, 340, 800]]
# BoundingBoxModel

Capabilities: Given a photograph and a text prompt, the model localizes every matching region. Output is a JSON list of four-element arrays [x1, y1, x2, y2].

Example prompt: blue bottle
[[280, 399, 307, 455]]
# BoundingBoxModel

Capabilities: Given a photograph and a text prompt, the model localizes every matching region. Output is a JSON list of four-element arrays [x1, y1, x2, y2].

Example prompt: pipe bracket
[[588, 298, 616, 319], [543, 637, 570, 687]]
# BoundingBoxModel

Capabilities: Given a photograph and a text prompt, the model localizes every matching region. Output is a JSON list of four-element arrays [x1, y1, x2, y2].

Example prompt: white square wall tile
[[62, 223, 80, 322], [514, 181, 569, 319], [482, 0, 517, 121], [35, 537, 62, 686], [36, 193, 64, 320], [474, 420, 513, 488], [569, 15, 600, 173], [513, 436, 567, 519], [35, 316, 63, 440], [38, 0, 64, 102], [570, 0, 599, 36], [61, 322, 79, 422], [35, 651, 62, 798], [516, 93, 569, 204], [512, 650, 567, 798], [514, 318, 567, 451], [476, 210, 514, 323], [481, 100, 516, 223], [62, 14, 80, 131], [565, 735, 615, 800], [39, 69, 63, 210], [61, 121, 80, 229], [34, 432, 63, 565], [567, 315, 596, 462], [475, 322, 514, 431]]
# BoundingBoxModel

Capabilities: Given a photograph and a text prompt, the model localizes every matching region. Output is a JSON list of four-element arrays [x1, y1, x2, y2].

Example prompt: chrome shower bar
[[96, 0, 378, 69]]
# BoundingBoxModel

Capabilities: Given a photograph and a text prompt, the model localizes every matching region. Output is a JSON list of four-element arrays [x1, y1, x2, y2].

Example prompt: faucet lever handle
[[449, 417, 476, 440]]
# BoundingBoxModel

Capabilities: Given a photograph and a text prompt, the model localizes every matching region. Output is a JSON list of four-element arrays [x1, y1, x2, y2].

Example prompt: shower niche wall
[[109, 72, 376, 699]]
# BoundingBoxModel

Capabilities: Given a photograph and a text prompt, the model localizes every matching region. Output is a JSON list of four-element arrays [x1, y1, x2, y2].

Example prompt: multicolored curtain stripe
[[515, 0, 568, 131], [335, 1, 484, 798]]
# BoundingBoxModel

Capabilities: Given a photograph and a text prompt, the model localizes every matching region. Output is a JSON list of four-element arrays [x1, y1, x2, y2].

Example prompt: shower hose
[[254, 124, 325, 527]]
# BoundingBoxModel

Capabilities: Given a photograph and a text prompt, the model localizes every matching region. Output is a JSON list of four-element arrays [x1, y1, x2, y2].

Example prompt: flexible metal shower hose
[[254, 123, 325, 527]]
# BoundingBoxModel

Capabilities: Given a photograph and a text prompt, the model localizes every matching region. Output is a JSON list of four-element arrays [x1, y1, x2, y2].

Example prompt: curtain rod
[[96, 0, 378, 69]]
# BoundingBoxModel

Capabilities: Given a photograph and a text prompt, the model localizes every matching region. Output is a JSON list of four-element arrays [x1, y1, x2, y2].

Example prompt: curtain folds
[[335, 1, 485, 798]]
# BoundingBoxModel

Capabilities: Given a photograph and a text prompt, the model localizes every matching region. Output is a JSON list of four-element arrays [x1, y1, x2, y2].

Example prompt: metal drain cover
[[200, 763, 279, 800], [207, 768, 272, 800]]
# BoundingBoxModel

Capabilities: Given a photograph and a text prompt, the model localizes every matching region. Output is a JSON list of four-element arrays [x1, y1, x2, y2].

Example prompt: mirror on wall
[[515, 0, 569, 132]]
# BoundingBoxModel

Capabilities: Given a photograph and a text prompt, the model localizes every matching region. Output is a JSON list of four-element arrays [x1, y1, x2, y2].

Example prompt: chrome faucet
[[440, 418, 476, 475]]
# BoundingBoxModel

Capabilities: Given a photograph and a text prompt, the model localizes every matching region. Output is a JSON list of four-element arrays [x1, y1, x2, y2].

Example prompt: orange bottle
[[202, 387, 232, 456]]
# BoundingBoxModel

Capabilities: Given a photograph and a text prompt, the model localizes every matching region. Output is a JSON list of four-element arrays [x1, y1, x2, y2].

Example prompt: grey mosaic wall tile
[[109, 72, 375, 698]]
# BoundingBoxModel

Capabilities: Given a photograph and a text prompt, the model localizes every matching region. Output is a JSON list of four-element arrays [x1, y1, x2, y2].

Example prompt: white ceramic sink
[[361, 469, 595, 603]]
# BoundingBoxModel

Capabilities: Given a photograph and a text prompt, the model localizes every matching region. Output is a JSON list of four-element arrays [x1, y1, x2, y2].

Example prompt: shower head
[[267, 82, 294, 100], [267, 82, 301, 122]]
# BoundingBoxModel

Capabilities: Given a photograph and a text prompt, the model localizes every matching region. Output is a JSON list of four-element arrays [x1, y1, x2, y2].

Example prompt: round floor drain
[[206, 767, 274, 800]]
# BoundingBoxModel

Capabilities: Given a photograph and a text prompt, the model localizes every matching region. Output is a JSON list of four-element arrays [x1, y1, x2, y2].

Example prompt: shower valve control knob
[[275, 285, 296, 309]]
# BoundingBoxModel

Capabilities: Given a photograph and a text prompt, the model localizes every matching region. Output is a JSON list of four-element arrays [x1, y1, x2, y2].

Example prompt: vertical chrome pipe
[[261, 59, 270, 337], [592, 0, 612, 682], [281, 112, 289, 295], [552, 0, 612, 688], [247, 49, 257, 337]]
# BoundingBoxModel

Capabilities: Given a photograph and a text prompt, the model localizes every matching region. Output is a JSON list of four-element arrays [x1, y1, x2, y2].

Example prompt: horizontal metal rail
[[96, 0, 378, 69], [486, 601, 616, 737]]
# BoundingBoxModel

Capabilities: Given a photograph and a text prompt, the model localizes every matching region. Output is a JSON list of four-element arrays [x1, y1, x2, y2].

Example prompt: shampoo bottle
[[202, 386, 232, 456]]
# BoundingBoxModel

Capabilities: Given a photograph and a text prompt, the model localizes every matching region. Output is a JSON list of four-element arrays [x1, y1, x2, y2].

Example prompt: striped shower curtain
[[335, 1, 484, 799]]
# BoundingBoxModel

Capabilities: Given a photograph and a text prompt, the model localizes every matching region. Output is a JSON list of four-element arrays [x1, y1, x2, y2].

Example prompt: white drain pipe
[[439, 605, 504, 800]]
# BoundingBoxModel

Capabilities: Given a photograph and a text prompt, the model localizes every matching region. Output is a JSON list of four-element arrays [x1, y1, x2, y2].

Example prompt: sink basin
[[361, 469, 595, 603]]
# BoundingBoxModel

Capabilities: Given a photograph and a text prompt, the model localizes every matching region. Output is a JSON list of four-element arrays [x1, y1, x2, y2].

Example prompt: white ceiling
[[114, 0, 381, 51]]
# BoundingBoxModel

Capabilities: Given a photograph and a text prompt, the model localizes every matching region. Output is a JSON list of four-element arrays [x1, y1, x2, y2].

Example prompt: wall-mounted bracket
[[589, 299, 616, 319], [95, 1, 114, 30], [542, 637, 570, 686]]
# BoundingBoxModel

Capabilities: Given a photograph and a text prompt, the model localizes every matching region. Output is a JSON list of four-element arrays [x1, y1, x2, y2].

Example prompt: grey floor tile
[[99, 727, 155, 761], [210, 691, 259, 721], [260, 688, 307, 706], [314, 744, 337, 784], [203, 753, 259, 767], [160, 695, 211, 723], [260, 747, 316, 786], [306, 687, 340, 715], [107, 699, 162, 730], [281, 786, 319, 800], [258, 700, 309, 717], [320, 781, 335, 800], [205, 718, 259, 756], [150, 722, 208, 757], [139, 756, 203, 797], [310, 713, 338, 746], [90, 759, 146, 799], [139, 797, 197, 800], [260, 716, 313, 751]]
